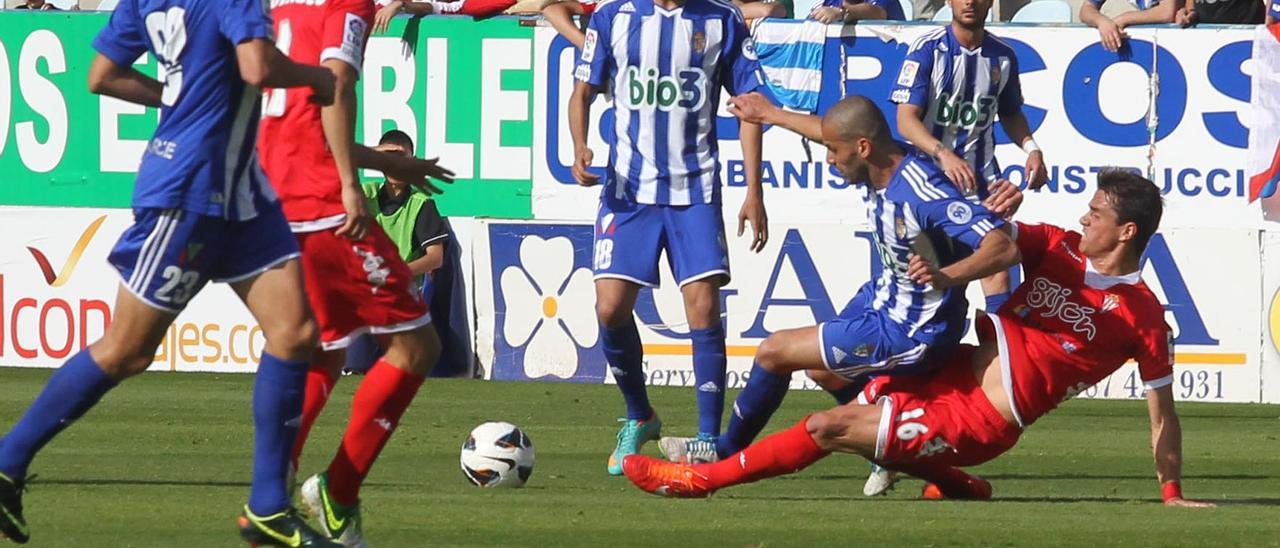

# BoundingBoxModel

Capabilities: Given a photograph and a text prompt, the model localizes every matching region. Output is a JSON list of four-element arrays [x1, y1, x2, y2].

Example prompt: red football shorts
[[858, 347, 1022, 468], [295, 225, 430, 350]]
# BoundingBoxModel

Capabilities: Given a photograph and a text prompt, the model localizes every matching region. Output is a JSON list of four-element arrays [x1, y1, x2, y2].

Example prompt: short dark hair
[[379, 129, 414, 150], [1097, 168, 1163, 253], [822, 95, 893, 146]]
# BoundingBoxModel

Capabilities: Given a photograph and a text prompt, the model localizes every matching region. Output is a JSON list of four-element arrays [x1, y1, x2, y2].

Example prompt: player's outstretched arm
[[235, 39, 335, 105], [1146, 385, 1215, 507], [907, 228, 1019, 288], [568, 80, 600, 186], [354, 145, 455, 195], [87, 53, 163, 107], [727, 92, 823, 143]]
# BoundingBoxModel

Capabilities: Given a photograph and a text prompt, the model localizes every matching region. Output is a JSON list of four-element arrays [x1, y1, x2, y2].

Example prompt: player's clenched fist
[[573, 146, 599, 186]]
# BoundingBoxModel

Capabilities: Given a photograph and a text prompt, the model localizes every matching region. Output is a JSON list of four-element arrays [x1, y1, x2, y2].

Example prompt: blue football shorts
[[107, 204, 300, 313], [818, 283, 957, 381], [592, 195, 729, 288]]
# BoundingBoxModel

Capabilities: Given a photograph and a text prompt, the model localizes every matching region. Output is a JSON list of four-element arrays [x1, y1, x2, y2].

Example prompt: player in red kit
[[623, 170, 1213, 508], [257, 0, 453, 545]]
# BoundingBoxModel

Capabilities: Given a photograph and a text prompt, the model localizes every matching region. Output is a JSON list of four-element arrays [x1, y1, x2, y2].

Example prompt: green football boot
[[607, 412, 662, 476]]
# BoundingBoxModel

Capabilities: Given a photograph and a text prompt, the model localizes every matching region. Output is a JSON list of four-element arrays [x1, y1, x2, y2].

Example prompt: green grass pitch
[[0, 367, 1277, 547]]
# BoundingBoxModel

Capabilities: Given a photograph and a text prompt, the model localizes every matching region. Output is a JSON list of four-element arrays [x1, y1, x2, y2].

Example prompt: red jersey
[[257, 0, 374, 227], [980, 222, 1174, 427]]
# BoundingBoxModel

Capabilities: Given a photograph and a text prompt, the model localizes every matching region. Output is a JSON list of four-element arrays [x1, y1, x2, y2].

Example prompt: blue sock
[[0, 349, 117, 479], [689, 325, 727, 437], [828, 384, 859, 405], [985, 292, 1010, 313], [248, 352, 310, 516], [716, 362, 789, 457], [827, 375, 872, 405], [601, 321, 651, 421]]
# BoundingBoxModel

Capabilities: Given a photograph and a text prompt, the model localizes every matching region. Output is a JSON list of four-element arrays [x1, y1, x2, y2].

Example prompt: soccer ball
[[459, 421, 535, 488]]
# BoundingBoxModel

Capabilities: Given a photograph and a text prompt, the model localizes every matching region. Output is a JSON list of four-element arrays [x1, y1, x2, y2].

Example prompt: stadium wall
[[2, 14, 1277, 402]]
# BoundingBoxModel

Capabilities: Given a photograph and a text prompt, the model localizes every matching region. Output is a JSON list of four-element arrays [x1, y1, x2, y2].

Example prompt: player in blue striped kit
[[890, 0, 1042, 325], [878, 3, 1042, 492], [568, 0, 771, 476], [659, 94, 1021, 476], [0, 0, 343, 544], [881, 0, 1043, 494]]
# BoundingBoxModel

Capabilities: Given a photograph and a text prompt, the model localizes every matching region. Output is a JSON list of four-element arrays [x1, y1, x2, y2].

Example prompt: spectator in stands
[[809, 0, 904, 22], [12, 0, 62, 9], [540, 0, 597, 49], [344, 129, 451, 374], [1177, 0, 1263, 23], [1081, 0, 1194, 52], [543, 0, 782, 49], [912, 0, 944, 18], [736, 0, 787, 19], [372, 0, 516, 31]]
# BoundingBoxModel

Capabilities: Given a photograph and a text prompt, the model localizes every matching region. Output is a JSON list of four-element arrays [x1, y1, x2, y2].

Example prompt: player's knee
[[804, 410, 846, 450], [595, 300, 632, 328], [806, 406, 875, 455], [388, 326, 440, 376], [681, 289, 719, 330], [764, 1, 786, 17], [90, 341, 157, 380], [263, 317, 319, 362], [754, 335, 790, 373]]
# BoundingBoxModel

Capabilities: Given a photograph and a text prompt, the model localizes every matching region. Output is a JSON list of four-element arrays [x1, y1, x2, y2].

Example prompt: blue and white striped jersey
[[575, 0, 769, 206], [890, 26, 1024, 198], [866, 145, 1005, 343], [92, 0, 278, 220]]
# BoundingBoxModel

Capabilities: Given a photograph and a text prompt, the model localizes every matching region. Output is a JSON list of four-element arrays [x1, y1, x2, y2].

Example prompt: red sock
[[326, 360, 424, 506], [291, 367, 338, 470], [703, 417, 830, 489]]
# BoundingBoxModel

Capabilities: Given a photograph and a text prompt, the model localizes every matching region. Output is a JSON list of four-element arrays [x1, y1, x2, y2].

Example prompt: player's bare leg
[[596, 278, 661, 475], [803, 370, 901, 496], [541, 0, 587, 48]]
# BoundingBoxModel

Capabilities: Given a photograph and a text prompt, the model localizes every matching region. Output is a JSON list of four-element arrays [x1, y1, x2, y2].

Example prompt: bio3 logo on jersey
[[625, 66, 708, 112], [1025, 277, 1097, 340], [932, 91, 997, 130]]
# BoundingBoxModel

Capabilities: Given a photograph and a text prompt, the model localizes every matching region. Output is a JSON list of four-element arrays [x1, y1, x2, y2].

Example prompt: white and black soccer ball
[[459, 421, 535, 488]]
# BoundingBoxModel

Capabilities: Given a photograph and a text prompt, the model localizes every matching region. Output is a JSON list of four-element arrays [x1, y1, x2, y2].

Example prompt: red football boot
[[622, 455, 715, 498]]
